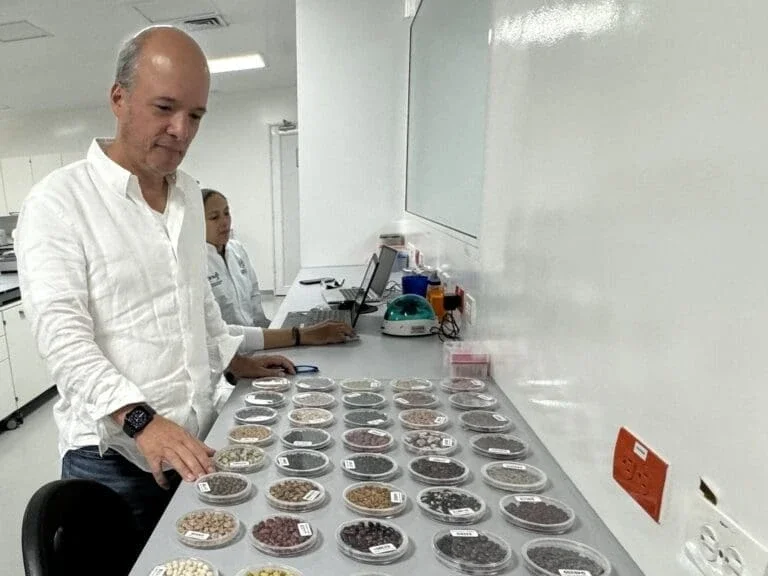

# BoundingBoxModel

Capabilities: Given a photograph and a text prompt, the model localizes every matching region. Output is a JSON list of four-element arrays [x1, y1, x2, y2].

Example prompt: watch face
[[125, 406, 154, 436]]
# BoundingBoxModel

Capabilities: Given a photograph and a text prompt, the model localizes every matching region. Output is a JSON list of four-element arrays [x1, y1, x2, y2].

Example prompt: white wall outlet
[[464, 293, 476, 326], [683, 493, 768, 576]]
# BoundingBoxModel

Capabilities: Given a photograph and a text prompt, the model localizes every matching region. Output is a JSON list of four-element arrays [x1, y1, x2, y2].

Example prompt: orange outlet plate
[[612, 427, 668, 522]]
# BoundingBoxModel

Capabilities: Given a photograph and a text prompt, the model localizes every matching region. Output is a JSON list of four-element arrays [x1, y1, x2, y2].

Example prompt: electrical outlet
[[612, 427, 668, 522], [464, 293, 476, 325], [684, 493, 768, 576]]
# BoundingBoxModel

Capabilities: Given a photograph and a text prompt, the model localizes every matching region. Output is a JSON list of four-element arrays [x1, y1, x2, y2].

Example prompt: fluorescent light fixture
[[208, 54, 266, 74]]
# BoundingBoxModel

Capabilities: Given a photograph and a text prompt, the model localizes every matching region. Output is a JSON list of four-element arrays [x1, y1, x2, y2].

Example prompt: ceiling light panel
[[208, 54, 266, 74], [0, 20, 51, 43], [132, 0, 218, 23]]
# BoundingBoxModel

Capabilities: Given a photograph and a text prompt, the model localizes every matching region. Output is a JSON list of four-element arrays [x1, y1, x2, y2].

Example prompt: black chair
[[22, 479, 139, 576]]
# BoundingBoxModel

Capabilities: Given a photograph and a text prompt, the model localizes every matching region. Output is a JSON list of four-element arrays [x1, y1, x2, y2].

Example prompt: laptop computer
[[323, 245, 398, 305], [281, 254, 379, 329]]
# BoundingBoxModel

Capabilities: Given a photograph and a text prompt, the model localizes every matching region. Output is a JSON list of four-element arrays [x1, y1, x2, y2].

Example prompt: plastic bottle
[[426, 271, 445, 319]]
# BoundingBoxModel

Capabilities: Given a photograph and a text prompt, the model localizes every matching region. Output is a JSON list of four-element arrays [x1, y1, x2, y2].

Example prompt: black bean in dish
[[336, 518, 409, 564], [408, 456, 469, 485], [432, 529, 513, 575]]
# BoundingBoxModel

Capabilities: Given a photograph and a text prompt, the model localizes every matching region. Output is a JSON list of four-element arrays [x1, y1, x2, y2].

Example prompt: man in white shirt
[[15, 26, 294, 545]]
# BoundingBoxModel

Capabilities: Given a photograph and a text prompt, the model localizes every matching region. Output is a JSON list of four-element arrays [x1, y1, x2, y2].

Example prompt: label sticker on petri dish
[[370, 543, 397, 554], [515, 495, 542, 503], [197, 482, 211, 493], [297, 523, 313, 537], [502, 463, 526, 470], [477, 394, 493, 401], [277, 457, 290, 466], [246, 415, 270, 422], [395, 398, 409, 404], [559, 571, 592, 576], [184, 531, 210, 541], [368, 419, 385, 426], [450, 530, 478, 537], [293, 441, 313, 448], [369, 382, 381, 389], [229, 461, 250, 468], [492, 414, 507, 422], [303, 490, 321, 501], [249, 399, 273, 405], [441, 438, 454, 447], [428, 457, 451, 463], [347, 393, 361, 398], [449, 508, 475, 517], [434, 416, 447, 424], [390, 491, 404, 503], [343, 459, 356, 470], [488, 448, 511, 455], [368, 429, 388, 437], [150, 567, 166, 576]]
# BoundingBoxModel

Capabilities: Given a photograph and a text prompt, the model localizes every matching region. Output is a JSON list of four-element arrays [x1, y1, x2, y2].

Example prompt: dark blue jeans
[[61, 446, 181, 548]]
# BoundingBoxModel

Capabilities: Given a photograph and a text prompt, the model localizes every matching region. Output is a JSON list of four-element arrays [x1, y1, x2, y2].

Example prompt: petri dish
[[336, 518, 409, 565], [234, 406, 278, 426], [252, 377, 291, 393], [416, 487, 487, 524], [245, 391, 287, 409], [393, 391, 439, 409], [235, 566, 302, 576], [195, 472, 252, 506], [214, 445, 266, 474], [249, 515, 318, 557], [340, 378, 383, 393], [522, 538, 612, 576], [402, 430, 459, 456], [344, 409, 392, 429], [280, 427, 332, 450], [390, 377, 434, 393], [459, 411, 512, 433], [343, 482, 408, 518], [341, 453, 399, 481], [448, 392, 498, 411], [481, 462, 548, 493], [266, 477, 327, 512], [470, 433, 529, 460], [296, 376, 336, 392], [291, 391, 336, 409], [152, 558, 219, 576], [228, 424, 274, 447], [274, 449, 331, 477], [342, 428, 395, 453], [342, 392, 387, 409], [499, 494, 576, 534], [439, 377, 487, 394], [408, 456, 469, 485], [175, 509, 241, 549], [288, 408, 335, 428], [398, 409, 450, 431], [432, 528, 514, 575]]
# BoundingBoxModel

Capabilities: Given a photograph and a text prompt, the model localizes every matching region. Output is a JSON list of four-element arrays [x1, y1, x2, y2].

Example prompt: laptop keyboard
[[339, 288, 359, 301], [281, 308, 352, 328]]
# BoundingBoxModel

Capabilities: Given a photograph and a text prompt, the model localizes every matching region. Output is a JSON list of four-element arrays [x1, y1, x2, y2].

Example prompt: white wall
[[295, 0, 410, 267]]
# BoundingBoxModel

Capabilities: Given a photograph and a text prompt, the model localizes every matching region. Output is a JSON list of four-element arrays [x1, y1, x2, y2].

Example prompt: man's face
[[111, 52, 209, 177]]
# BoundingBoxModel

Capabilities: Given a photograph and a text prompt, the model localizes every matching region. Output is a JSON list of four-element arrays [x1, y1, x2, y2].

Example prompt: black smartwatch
[[122, 404, 156, 438]]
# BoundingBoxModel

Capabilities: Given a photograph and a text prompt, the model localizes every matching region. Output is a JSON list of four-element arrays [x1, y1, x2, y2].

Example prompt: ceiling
[[0, 0, 297, 114]]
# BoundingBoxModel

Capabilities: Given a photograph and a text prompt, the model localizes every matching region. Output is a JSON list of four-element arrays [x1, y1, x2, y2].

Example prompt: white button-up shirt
[[16, 139, 264, 472], [206, 239, 270, 328]]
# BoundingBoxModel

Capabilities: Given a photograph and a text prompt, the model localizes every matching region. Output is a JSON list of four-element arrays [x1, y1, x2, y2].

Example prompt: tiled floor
[[0, 294, 284, 576]]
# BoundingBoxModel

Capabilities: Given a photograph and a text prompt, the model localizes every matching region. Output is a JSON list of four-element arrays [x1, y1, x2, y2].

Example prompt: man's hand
[[133, 415, 215, 488], [300, 320, 356, 345], [229, 354, 296, 379]]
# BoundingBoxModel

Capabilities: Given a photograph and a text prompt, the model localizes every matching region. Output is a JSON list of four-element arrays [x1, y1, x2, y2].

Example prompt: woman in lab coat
[[204, 188, 354, 347]]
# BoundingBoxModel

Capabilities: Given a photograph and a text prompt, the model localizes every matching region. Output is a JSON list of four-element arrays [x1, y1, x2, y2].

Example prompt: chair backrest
[[22, 479, 139, 576]]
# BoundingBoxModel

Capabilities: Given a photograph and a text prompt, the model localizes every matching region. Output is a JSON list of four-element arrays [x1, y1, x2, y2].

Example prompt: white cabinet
[[0, 156, 33, 214], [2, 302, 51, 407]]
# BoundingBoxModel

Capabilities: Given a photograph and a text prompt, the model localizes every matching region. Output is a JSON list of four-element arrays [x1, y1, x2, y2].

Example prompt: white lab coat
[[206, 239, 270, 328]]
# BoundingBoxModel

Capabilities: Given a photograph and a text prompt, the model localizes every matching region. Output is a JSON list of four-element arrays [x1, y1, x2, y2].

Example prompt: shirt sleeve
[[16, 192, 146, 445], [242, 247, 270, 326]]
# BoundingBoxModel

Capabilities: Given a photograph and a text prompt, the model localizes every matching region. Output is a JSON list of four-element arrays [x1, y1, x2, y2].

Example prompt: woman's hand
[[300, 321, 356, 345]]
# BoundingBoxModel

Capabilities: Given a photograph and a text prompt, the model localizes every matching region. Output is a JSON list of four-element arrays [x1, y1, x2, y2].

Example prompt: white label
[[559, 571, 592, 576], [441, 438, 455, 447], [229, 460, 250, 468], [303, 490, 321, 501], [369, 543, 397, 554], [368, 419, 385, 426], [197, 482, 211, 493], [297, 523, 313, 537], [488, 448, 511, 455], [395, 398, 409, 404], [245, 415, 270, 422], [429, 457, 451, 463], [293, 440, 313, 447], [434, 416, 447, 424], [492, 414, 507, 422], [184, 531, 210, 541], [369, 382, 381, 389], [478, 394, 493, 401], [343, 459, 356, 470], [150, 567, 166, 576], [449, 508, 476, 517], [368, 429, 388, 437], [296, 393, 310, 400], [390, 491, 404, 503], [347, 393, 361, 398], [450, 530, 478, 537], [515, 496, 542, 503], [249, 399, 272, 405], [277, 457, 290, 466], [633, 441, 648, 461], [502, 463, 526, 470]]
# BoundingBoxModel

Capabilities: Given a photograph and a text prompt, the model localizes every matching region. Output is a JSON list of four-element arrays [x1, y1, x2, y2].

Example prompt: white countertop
[[0, 272, 19, 294]]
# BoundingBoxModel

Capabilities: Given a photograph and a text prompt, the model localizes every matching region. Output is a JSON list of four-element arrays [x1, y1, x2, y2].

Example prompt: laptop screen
[[352, 255, 379, 324], [369, 245, 398, 297]]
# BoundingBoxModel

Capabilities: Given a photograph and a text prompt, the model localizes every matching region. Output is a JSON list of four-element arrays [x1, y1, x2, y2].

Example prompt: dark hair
[[202, 188, 226, 205]]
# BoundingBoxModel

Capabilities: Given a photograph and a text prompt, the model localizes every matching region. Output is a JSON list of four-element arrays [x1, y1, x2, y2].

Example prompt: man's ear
[[109, 83, 125, 115]]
